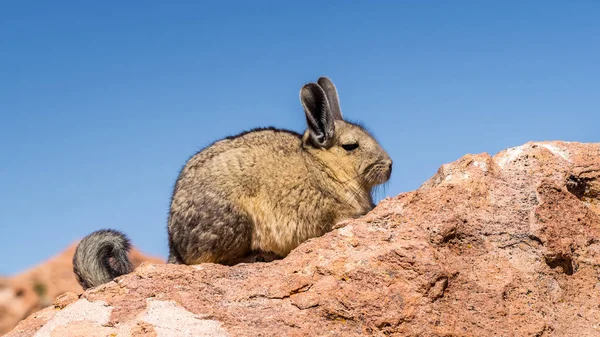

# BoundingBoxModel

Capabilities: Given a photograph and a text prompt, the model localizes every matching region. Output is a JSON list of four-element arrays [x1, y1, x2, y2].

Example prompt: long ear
[[317, 77, 343, 120], [300, 82, 335, 148]]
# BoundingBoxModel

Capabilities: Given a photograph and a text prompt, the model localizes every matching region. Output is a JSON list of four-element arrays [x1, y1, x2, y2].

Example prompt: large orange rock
[[5, 141, 600, 336], [0, 243, 162, 334]]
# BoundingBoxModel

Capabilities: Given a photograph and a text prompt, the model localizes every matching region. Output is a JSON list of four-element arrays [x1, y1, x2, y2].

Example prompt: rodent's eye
[[342, 143, 359, 151]]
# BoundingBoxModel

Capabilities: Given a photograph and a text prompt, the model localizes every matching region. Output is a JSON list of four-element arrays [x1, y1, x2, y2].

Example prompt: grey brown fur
[[72, 229, 133, 289], [73, 77, 392, 289]]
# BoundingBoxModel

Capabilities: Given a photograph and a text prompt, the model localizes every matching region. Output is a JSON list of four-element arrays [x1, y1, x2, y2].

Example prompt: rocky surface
[[0, 244, 163, 335], [5, 141, 600, 337]]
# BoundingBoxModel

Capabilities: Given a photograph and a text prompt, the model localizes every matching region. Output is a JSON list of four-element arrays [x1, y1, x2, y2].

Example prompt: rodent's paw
[[238, 251, 282, 264]]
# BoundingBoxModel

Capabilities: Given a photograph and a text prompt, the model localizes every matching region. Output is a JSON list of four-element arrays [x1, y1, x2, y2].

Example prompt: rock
[[53, 292, 80, 309], [5, 141, 600, 336], [0, 243, 163, 334]]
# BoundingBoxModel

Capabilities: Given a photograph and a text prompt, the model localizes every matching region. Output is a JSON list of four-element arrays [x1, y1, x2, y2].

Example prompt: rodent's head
[[300, 77, 392, 190]]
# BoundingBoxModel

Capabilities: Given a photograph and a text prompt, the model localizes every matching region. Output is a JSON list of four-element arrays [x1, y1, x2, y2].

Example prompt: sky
[[1, 1, 599, 275]]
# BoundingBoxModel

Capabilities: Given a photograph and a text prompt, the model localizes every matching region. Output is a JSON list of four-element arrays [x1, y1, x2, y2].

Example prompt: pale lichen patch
[[495, 145, 525, 168], [337, 225, 354, 237], [139, 299, 229, 337], [472, 160, 488, 172], [443, 172, 470, 183], [539, 143, 571, 162], [33, 299, 112, 337]]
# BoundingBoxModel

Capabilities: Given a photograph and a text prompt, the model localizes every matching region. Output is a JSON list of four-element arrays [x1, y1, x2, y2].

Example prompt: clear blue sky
[[1, 2, 598, 275]]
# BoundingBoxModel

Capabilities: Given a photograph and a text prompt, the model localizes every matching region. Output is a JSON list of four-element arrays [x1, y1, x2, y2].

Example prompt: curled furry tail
[[73, 229, 133, 290]]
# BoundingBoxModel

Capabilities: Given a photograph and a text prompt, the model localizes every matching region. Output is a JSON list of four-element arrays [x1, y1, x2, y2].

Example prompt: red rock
[[0, 243, 162, 334], [53, 292, 79, 309], [5, 141, 600, 336]]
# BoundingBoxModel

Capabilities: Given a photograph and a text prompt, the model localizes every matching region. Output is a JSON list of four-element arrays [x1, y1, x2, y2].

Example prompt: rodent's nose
[[382, 159, 392, 179]]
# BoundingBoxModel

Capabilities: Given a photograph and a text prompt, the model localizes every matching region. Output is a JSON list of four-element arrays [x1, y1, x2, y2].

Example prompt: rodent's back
[[174, 127, 307, 202], [170, 127, 332, 261]]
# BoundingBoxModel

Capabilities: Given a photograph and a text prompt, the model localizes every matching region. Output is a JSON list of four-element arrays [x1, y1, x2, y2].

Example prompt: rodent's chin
[[371, 169, 392, 186], [364, 160, 392, 186]]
